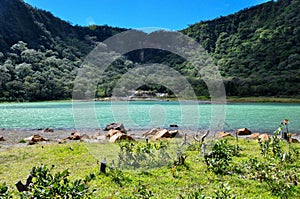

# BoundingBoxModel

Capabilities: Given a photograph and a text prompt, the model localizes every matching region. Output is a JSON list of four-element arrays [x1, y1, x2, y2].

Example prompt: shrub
[[118, 141, 171, 169], [0, 182, 12, 199], [20, 165, 95, 199], [204, 139, 240, 174]]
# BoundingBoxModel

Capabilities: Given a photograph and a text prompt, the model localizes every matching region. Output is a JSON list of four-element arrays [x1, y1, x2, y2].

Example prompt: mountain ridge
[[0, 0, 299, 101]]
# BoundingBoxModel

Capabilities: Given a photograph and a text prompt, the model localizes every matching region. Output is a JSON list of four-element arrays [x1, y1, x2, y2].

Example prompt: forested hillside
[[0, 0, 299, 101], [182, 0, 300, 96], [0, 0, 126, 101]]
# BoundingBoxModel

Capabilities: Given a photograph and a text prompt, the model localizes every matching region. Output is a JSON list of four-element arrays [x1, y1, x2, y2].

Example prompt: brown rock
[[169, 130, 179, 138], [104, 123, 126, 133], [0, 135, 5, 141], [151, 129, 171, 140], [92, 132, 101, 139], [219, 132, 233, 138], [143, 128, 161, 137], [96, 135, 106, 141], [43, 128, 54, 133], [109, 132, 135, 143], [69, 132, 81, 140], [289, 138, 299, 143], [258, 134, 269, 141], [80, 134, 91, 140], [250, 133, 260, 139], [236, 128, 252, 135], [33, 134, 49, 142], [57, 139, 66, 144], [105, 129, 121, 138], [28, 140, 36, 145], [24, 134, 48, 142]]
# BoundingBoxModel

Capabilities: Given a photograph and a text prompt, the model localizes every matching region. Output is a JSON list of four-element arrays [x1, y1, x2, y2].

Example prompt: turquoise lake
[[0, 101, 299, 133]]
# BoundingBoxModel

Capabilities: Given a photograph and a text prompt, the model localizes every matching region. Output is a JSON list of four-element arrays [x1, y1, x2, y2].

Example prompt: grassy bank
[[227, 97, 300, 103], [1, 137, 300, 198]]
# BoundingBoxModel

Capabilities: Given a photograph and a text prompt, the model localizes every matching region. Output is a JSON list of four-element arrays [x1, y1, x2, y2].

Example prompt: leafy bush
[[20, 165, 95, 199], [0, 182, 12, 199], [118, 141, 171, 169], [214, 182, 237, 199], [106, 167, 130, 187], [204, 139, 241, 174], [180, 187, 207, 199], [241, 156, 299, 198]]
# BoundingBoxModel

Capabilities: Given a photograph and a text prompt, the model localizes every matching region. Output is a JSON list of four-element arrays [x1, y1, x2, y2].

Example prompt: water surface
[[0, 101, 299, 133]]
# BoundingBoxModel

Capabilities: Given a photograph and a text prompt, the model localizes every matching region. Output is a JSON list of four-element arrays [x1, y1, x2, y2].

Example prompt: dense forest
[[182, 0, 300, 97], [0, 0, 299, 101]]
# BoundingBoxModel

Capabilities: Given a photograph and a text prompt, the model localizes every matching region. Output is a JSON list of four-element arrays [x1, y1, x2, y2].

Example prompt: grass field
[[1, 137, 300, 198]]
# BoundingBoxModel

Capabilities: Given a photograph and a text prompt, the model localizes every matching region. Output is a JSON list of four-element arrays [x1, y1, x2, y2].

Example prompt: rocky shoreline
[[1, 125, 300, 151]]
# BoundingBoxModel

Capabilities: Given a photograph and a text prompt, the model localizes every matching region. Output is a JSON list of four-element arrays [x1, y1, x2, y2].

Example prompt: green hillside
[[0, 0, 299, 101], [182, 0, 300, 97]]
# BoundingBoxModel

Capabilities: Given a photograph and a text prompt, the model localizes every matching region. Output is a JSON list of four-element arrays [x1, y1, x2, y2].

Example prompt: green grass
[[1, 138, 300, 198]]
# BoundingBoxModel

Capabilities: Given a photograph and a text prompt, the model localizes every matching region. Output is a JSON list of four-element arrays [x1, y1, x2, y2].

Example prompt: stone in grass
[[289, 137, 299, 143], [236, 128, 252, 136]]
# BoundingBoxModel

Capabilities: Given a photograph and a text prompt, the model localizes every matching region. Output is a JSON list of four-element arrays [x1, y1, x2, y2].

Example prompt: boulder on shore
[[70, 132, 81, 140], [92, 132, 101, 139], [169, 130, 179, 138], [43, 128, 54, 133], [24, 134, 49, 142], [104, 123, 126, 133], [63, 132, 81, 140], [151, 129, 171, 140], [0, 135, 6, 141], [258, 133, 269, 141], [219, 132, 233, 138], [109, 132, 135, 143], [250, 133, 260, 139], [80, 134, 91, 140], [143, 128, 161, 137], [236, 128, 252, 135], [105, 129, 122, 138]]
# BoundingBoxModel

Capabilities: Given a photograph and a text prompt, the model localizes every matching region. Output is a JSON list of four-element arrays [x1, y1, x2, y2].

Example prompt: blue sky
[[24, 0, 270, 30]]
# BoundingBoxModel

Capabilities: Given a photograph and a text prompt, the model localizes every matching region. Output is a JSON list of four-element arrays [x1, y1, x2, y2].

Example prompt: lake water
[[0, 101, 299, 133]]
